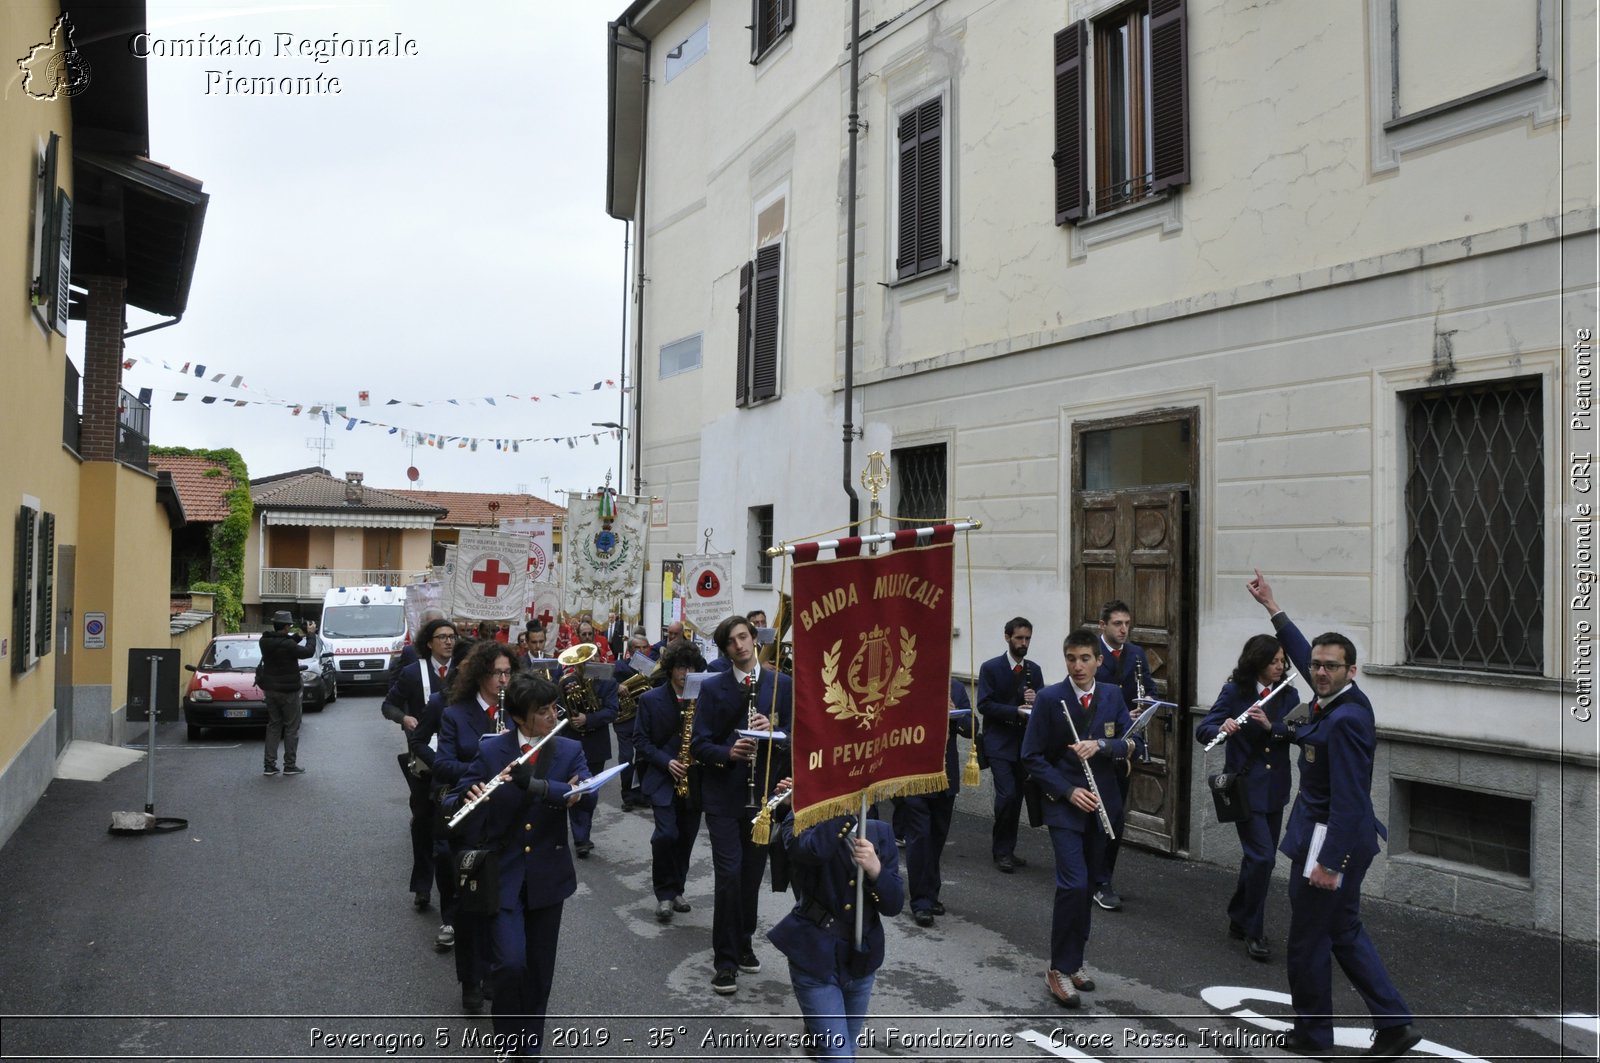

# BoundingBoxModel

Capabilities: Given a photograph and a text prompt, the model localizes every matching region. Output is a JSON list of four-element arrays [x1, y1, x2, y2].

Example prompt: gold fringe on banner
[[961, 677, 981, 788], [790, 770, 950, 837]]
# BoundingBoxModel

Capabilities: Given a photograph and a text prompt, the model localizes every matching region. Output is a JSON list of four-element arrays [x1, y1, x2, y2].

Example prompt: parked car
[[183, 633, 337, 739]]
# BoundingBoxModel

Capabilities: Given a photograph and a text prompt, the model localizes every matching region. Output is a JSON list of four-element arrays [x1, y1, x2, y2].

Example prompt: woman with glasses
[[426, 640, 520, 1013], [1194, 634, 1299, 963], [446, 673, 592, 1059]]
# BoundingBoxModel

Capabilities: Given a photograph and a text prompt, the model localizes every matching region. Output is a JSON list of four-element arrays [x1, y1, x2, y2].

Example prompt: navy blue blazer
[[976, 652, 1045, 760], [564, 676, 619, 763], [690, 667, 792, 815], [633, 683, 690, 806], [1096, 639, 1152, 710], [386, 658, 454, 719], [433, 697, 499, 789], [767, 815, 903, 982], [1020, 681, 1142, 832], [1272, 613, 1386, 874], [445, 731, 595, 910], [1194, 679, 1298, 813], [942, 678, 974, 792]]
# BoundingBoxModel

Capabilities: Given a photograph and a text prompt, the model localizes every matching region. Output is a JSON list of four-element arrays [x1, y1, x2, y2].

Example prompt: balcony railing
[[259, 568, 413, 601], [116, 387, 150, 469]]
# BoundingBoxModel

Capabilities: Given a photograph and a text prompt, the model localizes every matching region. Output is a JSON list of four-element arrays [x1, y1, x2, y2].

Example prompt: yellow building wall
[[0, 0, 80, 769]]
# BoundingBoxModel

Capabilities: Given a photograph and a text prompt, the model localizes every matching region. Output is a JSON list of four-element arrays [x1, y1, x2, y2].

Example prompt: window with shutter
[[751, 0, 796, 64], [895, 96, 945, 280], [735, 260, 753, 406], [12, 504, 53, 674], [1055, 0, 1189, 224], [749, 242, 782, 401], [30, 133, 70, 335]]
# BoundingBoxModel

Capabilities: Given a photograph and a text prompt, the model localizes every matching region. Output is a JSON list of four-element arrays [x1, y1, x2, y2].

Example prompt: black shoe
[[575, 840, 593, 859], [656, 899, 674, 923], [994, 855, 1016, 874], [1282, 1031, 1332, 1059], [479, 978, 493, 1001], [737, 949, 761, 974], [913, 909, 935, 927], [412, 891, 430, 912], [671, 896, 691, 913], [461, 982, 484, 1014], [1010, 854, 1028, 868], [1365, 1024, 1422, 1061], [282, 765, 305, 776], [1228, 922, 1246, 940], [711, 970, 737, 995], [930, 900, 946, 915], [1093, 886, 1122, 911], [262, 764, 278, 776], [1246, 936, 1270, 961]]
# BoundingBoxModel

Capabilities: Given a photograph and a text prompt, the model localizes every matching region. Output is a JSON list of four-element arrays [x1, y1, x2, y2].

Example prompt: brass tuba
[[616, 669, 654, 725], [557, 643, 603, 730]]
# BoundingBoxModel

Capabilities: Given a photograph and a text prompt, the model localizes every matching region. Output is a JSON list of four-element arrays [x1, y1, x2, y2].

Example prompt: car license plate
[[352, 673, 370, 681], [223, 709, 251, 719]]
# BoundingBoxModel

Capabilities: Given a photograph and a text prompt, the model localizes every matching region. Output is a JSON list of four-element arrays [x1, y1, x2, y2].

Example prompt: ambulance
[[320, 584, 409, 690]]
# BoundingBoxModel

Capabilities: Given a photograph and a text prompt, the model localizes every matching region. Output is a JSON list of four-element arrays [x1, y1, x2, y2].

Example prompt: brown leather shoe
[[1070, 969, 1096, 992], [1046, 968, 1081, 1008]]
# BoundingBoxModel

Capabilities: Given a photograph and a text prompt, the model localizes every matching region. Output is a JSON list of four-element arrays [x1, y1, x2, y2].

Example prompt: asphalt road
[[0, 690, 1594, 1062]]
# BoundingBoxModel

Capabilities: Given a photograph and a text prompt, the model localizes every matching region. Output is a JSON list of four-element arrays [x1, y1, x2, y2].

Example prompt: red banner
[[790, 527, 955, 833]]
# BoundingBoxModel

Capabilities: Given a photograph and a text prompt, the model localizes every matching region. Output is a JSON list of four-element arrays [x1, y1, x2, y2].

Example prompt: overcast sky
[[98, 1, 630, 503]]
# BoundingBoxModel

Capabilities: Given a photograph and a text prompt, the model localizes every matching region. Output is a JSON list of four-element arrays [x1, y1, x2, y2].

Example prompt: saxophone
[[673, 695, 697, 799]]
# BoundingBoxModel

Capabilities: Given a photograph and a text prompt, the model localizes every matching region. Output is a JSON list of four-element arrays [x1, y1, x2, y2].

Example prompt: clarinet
[[495, 687, 507, 734], [1061, 699, 1116, 840], [1203, 675, 1296, 752], [745, 673, 759, 809]]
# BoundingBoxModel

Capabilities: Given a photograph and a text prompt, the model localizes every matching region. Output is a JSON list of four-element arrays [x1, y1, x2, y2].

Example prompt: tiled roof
[[402, 490, 566, 527], [249, 470, 448, 514], [148, 454, 235, 523]]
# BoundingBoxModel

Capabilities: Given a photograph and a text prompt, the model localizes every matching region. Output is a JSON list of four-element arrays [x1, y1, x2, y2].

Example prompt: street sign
[[125, 648, 181, 722], [83, 612, 106, 649]]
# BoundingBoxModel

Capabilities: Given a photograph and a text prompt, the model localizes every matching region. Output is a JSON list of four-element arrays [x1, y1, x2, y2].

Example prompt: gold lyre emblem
[[1305, 746, 1317, 764], [822, 624, 916, 729], [1104, 722, 1115, 738]]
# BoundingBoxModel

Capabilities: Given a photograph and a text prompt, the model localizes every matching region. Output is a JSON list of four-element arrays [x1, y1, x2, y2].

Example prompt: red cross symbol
[[537, 607, 555, 626], [471, 558, 512, 598]]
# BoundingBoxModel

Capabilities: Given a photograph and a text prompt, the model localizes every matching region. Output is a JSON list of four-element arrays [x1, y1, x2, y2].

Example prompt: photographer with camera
[[259, 610, 317, 776]]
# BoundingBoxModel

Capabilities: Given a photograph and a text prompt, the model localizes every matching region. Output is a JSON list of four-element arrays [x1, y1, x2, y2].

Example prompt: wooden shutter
[[750, 243, 782, 402], [780, 0, 796, 38], [896, 98, 944, 279], [13, 506, 36, 673], [735, 260, 754, 406], [1148, 0, 1190, 193], [35, 512, 54, 658], [52, 190, 71, 336], [752, 0, 793, 62], [1054, 23, 1088, 224]]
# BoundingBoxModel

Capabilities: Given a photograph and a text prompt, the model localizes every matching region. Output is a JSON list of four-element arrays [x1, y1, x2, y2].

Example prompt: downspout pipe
[[124, 312, 182, 340], [841, 0, 862, 528], [622, 22, 650, 497]]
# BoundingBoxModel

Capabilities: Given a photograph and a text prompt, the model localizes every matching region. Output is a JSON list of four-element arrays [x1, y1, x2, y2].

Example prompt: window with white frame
[[751, 0, 794, 64], [748, 504, 774, 586], [735, 191, 786, 406], [660, 334, 702, 378]]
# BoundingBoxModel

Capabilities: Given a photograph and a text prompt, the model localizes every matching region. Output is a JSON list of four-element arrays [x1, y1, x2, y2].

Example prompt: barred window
[[1403, 379, 1543, 673], [748, 504, 774, 586], [1405, 781, 1531, 878], [893, 444, 947, 524]]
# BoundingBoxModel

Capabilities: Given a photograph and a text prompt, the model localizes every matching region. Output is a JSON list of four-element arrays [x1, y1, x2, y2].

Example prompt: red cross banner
[[452, 529, 532, 621], [789, 526, 955, 834]]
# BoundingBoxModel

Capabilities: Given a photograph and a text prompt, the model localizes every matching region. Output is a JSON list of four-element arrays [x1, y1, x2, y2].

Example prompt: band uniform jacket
[[565, 676, 619, 764], [690, 667, 793, 815], [1272, 613, 1386, 875], [977, 653, 1045, 761], [767, 814, 904, 982], [1095, 640, 1152, 710], [387, 658, 453, 722], [1194, 680, 1299, 814], [1020, 681, 1143, 833], [943, 678, 974, 792], [634, 683, 691, 807], [432, 697, 500, 790], [445, 731, 595, 909]]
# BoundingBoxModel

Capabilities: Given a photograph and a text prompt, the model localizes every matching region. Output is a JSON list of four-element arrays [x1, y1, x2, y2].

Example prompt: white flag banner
[[564, 490, 649, 619], [680, 552, 735, 634], [405, 581, 446, 637], [452, 530, 532, 620], [499, 516, 557, 583]]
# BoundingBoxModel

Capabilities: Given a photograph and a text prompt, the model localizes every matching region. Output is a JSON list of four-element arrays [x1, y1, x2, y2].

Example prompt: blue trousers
[[568, 751, 609, 844], [650, 796, 702, 901], [615, 727, 642, 803], [989, 757, 1027, 860], [1227, 808, 1283, 939], [789, 960, 875, 1061], [490, 901, 563, 1058], [1048, 823, 1107, 974], [1285, 856, 1413, 1046], [705, 811, 768, 973], [1097, 765, 1132, 887], [903, 791, 955, 912]]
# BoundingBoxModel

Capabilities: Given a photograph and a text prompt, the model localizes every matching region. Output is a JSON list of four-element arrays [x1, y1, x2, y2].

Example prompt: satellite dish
[[406, 466, 419, 482]]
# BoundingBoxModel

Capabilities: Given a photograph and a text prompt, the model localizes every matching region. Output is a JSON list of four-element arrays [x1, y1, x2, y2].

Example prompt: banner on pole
[[452, 530, 532, 620], [789, 527, 956, 833], [564, 490, 649, 620], [680, 552, 734, 635]]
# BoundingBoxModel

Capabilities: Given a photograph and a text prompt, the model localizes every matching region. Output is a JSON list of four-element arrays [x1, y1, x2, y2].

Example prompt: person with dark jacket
[[259, 610, 316, 776]]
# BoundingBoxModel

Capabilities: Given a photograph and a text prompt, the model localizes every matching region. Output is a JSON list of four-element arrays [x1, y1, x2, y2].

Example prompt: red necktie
[[520, 743, 530, 753], [1013, 664, 1022, 677], [1080, 694, 1091, 710], [1113, 648, 1122, 660], [437, 665, 447, 680], [520, 742, 538, 765], [487, 706, 497, 723], [1261, 687, 1271, 702]]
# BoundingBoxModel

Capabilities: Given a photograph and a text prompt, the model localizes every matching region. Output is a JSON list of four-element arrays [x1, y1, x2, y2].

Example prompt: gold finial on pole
[[859, 450, 889, 505]]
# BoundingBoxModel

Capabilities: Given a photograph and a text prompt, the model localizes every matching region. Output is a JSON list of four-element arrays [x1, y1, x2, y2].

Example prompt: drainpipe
[[620, 20, 651, 497], [841, 0, 862, 528], [124, 312, 182, 340]]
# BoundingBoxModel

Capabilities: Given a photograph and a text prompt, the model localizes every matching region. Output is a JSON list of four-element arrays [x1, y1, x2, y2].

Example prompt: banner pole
[[855, 792, 868, 950], [765, 520, 982, 558]]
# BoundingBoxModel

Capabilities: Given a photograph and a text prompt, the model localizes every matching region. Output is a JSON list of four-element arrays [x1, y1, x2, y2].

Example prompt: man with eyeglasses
[[1246, 570, 1420, 1063], [384, 617, 460, 914]]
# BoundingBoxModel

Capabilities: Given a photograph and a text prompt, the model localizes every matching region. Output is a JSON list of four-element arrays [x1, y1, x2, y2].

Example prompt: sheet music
[[737, 729, 788, 742], [1303, 823, 1345, 887], [569, 762, 628, 796]]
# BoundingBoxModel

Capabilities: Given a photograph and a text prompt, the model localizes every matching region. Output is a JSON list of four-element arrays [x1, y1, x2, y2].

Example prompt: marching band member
[[562, 651, 619, 860], [1246, 571, 1420, 1062], [768, 797, 903, 1062], [1092, 598, 1150, 911], [382, 617, 458, 915], [427, 640, 519, 1013], [691, 613, 793, 995], [445, 674, 593, 1059], [612, 631, 656, 811], [633, 640, 708, 922], [1022, 628, 1142, 1009], [1194, 634, 1299, 962], [904, 676, 972, 926], [977, 617, 1044, 874]]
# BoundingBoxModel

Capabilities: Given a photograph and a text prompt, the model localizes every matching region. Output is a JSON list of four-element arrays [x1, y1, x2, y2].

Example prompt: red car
[[183, 633, 337, 739]]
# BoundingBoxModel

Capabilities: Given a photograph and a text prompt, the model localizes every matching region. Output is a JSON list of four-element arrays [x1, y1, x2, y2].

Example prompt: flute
[[745, 673, 759, 809], [1061, 700, 1116, 840], [446, 718, 570, 830], [751, 784, 792, 827], [1202, 675, 1296, 752]]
